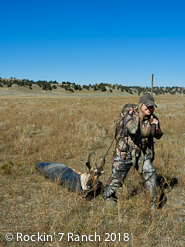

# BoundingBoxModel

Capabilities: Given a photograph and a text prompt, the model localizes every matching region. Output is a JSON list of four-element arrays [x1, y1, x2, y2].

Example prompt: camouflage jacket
[[114, 104, 163, 159]]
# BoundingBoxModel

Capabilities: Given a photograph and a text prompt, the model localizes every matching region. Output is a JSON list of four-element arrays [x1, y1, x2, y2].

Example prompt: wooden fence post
[[151, 74, 154, 96]]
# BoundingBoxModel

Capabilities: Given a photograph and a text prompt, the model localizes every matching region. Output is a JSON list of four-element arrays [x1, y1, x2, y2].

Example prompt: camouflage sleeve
[[153, 115, 163, 139]]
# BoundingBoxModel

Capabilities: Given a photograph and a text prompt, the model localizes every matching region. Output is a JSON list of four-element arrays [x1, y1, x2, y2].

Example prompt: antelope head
[[81, 153, 105, 191]]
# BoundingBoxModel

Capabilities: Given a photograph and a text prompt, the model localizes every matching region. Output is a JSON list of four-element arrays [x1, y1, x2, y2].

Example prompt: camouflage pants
[[103, 153, 160, 207]]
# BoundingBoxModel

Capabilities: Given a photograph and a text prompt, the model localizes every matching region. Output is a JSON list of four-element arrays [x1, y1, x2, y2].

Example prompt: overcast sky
[[1, 0, 185, 87]]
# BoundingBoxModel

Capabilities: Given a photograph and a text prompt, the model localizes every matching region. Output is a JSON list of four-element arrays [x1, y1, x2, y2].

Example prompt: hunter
[[103, 94, 163, 209]]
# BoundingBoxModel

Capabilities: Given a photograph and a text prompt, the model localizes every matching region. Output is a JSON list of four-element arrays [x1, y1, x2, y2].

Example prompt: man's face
[[141, 104, 154, 117]]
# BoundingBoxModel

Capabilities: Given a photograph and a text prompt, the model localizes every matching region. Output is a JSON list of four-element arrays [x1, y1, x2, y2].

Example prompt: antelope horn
[[85, 152, 95, 171], [95, 162, 98, 169], [97, 156, 105, 174]]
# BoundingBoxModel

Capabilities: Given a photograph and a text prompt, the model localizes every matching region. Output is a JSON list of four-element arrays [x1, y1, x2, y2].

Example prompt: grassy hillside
[[0, 95, 184, 246], [0, 77, 184, 96]]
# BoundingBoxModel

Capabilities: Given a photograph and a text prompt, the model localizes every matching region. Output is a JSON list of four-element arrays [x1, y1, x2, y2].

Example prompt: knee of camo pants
[[103, 154, 132, 200], [140, 156, 160, 207], [112, 155, 132, 188]]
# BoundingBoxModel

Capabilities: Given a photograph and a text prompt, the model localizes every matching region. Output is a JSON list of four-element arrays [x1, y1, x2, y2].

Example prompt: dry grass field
[[0, 94, 185, 246]]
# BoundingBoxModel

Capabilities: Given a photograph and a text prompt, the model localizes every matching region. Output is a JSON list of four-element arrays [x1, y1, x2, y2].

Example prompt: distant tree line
[[0, 78, 59, 91], [0, 77, 184, 95]]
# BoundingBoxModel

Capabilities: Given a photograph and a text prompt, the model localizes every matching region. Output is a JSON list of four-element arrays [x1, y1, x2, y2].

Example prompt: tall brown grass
[[0, 95, 184, 246]]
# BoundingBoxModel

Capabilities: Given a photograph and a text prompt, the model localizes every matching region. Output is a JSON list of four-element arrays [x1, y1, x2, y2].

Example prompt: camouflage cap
[[139, 94, 157, 107]]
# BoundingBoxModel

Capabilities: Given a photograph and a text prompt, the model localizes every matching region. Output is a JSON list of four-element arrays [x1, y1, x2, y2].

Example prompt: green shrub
[[7, 82, 12, 87], [0, 161, 13, 175]]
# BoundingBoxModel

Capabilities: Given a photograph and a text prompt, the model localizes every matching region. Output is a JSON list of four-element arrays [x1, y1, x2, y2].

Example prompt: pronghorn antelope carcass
[[35, 153, 105, 197]]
